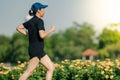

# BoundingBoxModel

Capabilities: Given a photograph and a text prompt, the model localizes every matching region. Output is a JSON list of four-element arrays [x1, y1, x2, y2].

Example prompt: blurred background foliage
[[0, 22, 120, 63]]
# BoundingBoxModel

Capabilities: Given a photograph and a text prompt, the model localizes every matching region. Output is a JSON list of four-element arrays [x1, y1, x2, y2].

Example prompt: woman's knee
[[48, 64, 55, 72], [52, 64, 55, 71]]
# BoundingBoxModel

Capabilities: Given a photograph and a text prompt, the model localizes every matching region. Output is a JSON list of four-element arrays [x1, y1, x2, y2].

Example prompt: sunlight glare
[[104, 0, 120, 22]]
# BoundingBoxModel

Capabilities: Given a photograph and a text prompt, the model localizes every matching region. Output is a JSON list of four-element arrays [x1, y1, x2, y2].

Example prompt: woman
[[16, 2, 56, 80]]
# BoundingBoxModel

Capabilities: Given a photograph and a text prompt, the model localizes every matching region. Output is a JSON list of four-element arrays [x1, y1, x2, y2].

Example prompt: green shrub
[[0, 59, 120, 80]]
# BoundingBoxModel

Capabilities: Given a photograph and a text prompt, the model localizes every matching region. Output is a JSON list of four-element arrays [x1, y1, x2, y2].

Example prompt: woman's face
[[38, 8, 45, 17]]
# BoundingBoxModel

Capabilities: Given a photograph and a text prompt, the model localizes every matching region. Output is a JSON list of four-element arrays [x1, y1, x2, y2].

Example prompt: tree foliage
[[0, 35, 11, 62], [1, 22, 120, 63], [98, 23, 120, 58], [46, 22, 96, 61], [98, 28, 120, 48], [9, 32, 29, 62]]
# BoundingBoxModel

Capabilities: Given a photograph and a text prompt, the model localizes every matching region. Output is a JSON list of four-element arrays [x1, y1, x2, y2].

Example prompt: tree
[[46, 22, 97, 61], [98, 41, 120, 59], [98, 24, 120, 49], [9, 32, 29, 63], [98, 23, 120, 59], [0, 35, 11, 62]]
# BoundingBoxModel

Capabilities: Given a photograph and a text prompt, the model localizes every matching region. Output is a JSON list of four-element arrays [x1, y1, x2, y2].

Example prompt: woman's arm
[[39, 25, 56, 39], [16, 24, 27, 35]]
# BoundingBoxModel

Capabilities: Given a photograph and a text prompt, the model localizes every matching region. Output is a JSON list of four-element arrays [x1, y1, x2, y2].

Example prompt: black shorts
[[28, 42, 46, 59]]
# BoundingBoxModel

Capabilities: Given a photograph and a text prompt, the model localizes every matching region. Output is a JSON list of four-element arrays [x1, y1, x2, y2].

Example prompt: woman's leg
[[40, 55, 55, 80], [19, 57, 40, 80]]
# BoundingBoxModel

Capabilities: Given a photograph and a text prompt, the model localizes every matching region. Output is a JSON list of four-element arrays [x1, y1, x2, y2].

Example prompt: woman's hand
[[39, 25, 56, 39], [50, 25, 56, 32]]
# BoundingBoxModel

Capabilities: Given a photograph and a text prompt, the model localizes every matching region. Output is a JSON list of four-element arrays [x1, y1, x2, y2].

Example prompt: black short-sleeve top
[[23, 16, 45, 43], [23, 16, 45, 58]]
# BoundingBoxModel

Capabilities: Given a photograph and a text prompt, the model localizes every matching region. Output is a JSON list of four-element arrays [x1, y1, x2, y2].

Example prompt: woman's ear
[[37, 9, 41, 14]]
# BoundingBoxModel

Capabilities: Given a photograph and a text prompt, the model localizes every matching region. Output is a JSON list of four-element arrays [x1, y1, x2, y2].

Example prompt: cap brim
[[43, 5, 48, 8]]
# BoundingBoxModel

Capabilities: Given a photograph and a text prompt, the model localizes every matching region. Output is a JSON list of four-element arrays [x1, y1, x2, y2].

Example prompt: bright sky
[[1, 0, 120, 36]]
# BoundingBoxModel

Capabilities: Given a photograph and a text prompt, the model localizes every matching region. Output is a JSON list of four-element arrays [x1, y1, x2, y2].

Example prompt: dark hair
[[29, 10, 36, 16]]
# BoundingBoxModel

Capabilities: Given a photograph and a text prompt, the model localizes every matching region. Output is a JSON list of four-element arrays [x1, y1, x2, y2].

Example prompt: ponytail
[[25, 10, 34, 21], [29, 10, 35, 16]]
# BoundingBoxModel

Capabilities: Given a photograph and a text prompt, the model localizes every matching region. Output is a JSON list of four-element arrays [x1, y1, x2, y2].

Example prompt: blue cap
[[31, 2, 48, 12]]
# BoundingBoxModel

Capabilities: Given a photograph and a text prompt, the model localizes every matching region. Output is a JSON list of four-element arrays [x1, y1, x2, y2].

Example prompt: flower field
[[0, 59, 120, 80]]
